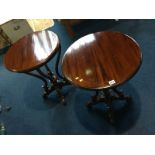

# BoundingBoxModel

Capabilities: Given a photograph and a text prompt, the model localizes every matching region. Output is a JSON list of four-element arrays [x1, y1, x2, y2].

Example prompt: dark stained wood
[[4, 31, 60, 73], [62, 31, 142, 90]]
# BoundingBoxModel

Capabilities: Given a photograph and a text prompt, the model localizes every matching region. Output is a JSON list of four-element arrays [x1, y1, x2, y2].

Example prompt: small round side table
[[61, 31, 142, 122], [4, 30, 68, 103]]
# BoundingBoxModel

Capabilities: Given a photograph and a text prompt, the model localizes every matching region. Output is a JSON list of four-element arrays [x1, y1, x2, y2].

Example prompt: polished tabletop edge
[[61, 31, 142, 90], [4, 30, 60, 73]]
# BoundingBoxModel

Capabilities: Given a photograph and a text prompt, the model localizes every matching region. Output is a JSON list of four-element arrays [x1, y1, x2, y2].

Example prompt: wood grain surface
[[62, 31, 142, 90], [4, 31, 60, 72]]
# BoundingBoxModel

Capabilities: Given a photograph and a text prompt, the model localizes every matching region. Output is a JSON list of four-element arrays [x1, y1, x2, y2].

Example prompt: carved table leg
[[86, 91, 99, 108], [25, 64, 69, 104], [86, 87, 132, 123], [113, 87, 132, 103], [44, 64, 66, 104], [54, 44, 70, 84], [55, 45, 64, 79]]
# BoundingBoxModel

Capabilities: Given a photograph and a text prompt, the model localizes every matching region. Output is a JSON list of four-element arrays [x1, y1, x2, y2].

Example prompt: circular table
[[4, 30, 67, 102], [62, 31, 142, 122]]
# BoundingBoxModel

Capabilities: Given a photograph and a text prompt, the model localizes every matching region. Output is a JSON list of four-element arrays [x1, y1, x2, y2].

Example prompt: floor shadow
[[24, 94, 59, 111], [74, 82, 141, 134], [25, 85, 76, 111]]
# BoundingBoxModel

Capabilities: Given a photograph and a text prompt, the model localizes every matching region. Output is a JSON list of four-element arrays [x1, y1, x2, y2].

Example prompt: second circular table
[[62, 31, 142, 122]]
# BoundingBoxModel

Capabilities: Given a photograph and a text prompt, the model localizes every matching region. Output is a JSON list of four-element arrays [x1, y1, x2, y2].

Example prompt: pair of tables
[[4, 30, 142, 123]]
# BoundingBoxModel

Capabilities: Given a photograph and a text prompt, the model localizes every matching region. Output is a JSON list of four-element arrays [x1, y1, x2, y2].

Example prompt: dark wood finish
[[4, 30, 69, 103], [62, 31, 142, 90], [86, 88, 132, 123], [4, 30, 60, 73], [26, 64, 67, 103]]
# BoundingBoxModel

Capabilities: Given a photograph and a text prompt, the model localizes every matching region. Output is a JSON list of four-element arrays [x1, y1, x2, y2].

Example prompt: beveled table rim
[[61, 31, 143, 91], [4, 30, 61, 73]]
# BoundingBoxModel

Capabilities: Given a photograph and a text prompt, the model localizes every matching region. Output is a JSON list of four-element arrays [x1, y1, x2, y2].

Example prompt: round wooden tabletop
[[4, 31, 60, 73], [62, 31, 142, 90]]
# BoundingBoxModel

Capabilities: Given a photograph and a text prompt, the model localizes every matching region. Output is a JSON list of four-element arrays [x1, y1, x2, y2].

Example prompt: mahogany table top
[[4, 31, 59, 73], [62, 31, 142, 90]]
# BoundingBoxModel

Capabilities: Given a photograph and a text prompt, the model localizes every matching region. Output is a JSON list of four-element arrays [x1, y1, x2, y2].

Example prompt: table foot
[[86, 91, 99, 108], [86, 87, 132, 123], [55, 88, 66, 105], [26, 64, 70, 104], [113, 88, 132, 103]]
